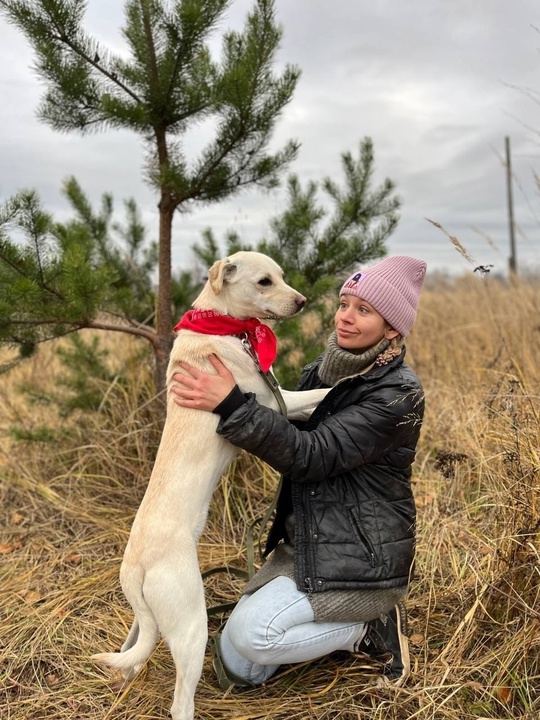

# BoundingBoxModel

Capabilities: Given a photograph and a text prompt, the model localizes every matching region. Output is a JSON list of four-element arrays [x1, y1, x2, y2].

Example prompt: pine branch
[[55, 34, 143, 106], [10, 316, 159, 343], [85, 319, 159, 343], [0, 242, 65, 303], [0, 0, 143, 106], [164, 0, 230, 104], [140, 0, 160, 97]]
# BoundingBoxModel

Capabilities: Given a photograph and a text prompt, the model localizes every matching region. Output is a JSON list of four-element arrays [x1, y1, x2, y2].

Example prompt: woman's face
[[334, 294, 399, 353]]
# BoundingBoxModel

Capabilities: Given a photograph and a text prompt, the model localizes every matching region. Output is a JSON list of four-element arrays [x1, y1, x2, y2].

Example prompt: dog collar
[[174, 310, 278, 373]]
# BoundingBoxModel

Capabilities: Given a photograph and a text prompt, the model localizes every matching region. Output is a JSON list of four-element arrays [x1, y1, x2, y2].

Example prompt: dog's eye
[[258, 277, 273, 287]]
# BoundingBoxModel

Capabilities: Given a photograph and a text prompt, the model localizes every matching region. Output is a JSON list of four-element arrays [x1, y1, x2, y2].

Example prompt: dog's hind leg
[[143, 557, 208, 720], [168, 601, 208, 720]]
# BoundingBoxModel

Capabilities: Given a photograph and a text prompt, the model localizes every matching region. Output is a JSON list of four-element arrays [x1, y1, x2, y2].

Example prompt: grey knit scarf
[[317, 331, 391, 386]]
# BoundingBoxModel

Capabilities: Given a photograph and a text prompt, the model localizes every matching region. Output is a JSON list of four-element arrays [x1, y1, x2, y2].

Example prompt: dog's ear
[[208, 258, 237, 295]]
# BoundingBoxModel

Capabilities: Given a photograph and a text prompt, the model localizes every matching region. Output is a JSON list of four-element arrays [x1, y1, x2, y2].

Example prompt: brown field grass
[[1, 274, 539, 719]]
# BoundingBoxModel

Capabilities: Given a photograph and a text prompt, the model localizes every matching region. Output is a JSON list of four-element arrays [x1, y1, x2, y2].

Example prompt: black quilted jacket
[[216, 351, 424, 593]]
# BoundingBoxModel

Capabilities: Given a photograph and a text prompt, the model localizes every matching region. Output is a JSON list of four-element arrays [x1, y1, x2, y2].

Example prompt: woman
[[171, 255, 427, 689]]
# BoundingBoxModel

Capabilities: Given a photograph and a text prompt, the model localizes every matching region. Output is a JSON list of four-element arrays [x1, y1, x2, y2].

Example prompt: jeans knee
[[226, 607, 282, 663], [225, 578, 315, 664]]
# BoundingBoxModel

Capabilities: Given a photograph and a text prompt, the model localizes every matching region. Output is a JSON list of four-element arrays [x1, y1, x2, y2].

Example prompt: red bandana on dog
[[174, 310, 278, 373]]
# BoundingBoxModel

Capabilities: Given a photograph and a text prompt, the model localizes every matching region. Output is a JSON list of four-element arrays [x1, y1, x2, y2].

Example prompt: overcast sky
[[1, 0, 540, 277]]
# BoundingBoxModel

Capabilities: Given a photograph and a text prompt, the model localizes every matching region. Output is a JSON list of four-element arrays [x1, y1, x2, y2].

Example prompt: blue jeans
[[219, 576, 366, 685]]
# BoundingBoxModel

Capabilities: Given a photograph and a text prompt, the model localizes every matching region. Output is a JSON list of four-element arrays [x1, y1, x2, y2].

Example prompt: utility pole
[[505, 136, 517, 275]]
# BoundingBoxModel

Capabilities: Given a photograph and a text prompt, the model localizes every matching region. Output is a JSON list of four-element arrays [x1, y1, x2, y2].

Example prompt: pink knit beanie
[[340, 256, 427, 336]]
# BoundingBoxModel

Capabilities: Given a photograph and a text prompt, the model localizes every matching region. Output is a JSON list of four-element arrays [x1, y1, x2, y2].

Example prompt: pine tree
[[0, 179, 199, 367], [0, 0, 299, 393]]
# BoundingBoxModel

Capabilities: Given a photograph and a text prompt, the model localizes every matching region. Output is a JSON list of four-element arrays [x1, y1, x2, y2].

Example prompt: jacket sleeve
[[215, 385, 423, 483]]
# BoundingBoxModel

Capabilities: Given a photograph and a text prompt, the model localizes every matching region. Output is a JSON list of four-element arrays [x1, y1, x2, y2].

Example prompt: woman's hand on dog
[[171, 354, 236, 411]]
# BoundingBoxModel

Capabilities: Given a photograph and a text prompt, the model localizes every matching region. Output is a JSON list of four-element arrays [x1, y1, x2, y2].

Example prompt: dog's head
[[198, 251, 307, 320]]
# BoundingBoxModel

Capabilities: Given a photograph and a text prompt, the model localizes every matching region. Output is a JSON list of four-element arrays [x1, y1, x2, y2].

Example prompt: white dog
[[92, 251, 329, 720]]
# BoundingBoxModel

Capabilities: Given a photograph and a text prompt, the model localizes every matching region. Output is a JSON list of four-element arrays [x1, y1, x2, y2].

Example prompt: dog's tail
[[92, 613, 159, 674]]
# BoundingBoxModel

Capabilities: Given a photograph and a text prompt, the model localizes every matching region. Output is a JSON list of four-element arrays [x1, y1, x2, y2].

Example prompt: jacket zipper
[[348, 509, 377, 568]]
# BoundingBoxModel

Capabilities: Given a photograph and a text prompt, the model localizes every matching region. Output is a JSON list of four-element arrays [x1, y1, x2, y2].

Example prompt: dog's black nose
[[296, 295, 307, 309]]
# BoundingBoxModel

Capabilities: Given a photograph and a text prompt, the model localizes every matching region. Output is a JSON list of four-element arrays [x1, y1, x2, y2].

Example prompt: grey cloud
[[1, 0, 540, 275]]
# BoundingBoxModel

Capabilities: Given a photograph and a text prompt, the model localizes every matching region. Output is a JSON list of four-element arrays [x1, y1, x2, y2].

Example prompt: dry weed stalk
[[1, 275, 539, 719]]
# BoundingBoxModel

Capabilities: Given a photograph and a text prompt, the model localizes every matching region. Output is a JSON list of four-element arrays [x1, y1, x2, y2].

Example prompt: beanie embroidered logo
[[342, 272, 363, 290]]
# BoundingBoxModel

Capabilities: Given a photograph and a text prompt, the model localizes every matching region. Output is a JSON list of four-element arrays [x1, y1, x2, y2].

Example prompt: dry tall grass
[[1, 275, 539, 720]]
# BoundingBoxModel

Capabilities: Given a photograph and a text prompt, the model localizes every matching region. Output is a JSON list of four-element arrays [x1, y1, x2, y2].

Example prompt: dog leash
[[239, 333, 288, 418], [201, 566, 250, 617], [203, 334, 286, 618], [204, 486, 283, 617], [239, 331, 286, 577]]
